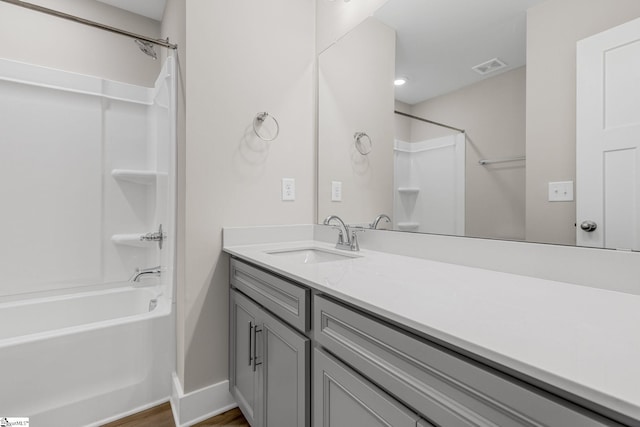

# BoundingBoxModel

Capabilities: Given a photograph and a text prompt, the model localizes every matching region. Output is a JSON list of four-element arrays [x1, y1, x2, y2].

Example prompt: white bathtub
[[0, 285, 173, 427]]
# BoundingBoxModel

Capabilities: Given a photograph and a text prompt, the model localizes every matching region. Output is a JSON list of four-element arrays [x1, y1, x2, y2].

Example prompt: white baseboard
[[170, 372, 238, 427]]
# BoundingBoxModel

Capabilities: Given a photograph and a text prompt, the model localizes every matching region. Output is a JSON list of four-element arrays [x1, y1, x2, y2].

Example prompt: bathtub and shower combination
[[0, 56, 177, 426]]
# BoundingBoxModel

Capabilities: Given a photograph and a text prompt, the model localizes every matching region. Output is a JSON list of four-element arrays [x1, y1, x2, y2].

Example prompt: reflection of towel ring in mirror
[[354, 132, 372, 155], [253, 112, 280, 141]]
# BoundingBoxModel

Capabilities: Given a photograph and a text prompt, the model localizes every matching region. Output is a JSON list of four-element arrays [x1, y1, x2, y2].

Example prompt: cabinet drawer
[[231, 258, 309, 332], [314, 295, 621, 427]]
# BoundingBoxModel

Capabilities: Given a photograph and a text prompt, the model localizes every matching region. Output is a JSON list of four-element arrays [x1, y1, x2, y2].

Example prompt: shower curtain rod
[[394, 110, 465, 134], [0, 0, 177, 50]]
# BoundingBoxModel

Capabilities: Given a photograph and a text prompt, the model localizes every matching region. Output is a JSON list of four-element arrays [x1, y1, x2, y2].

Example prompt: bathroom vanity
[[224, 227, 640, 427], [229, 259, 310, 427]]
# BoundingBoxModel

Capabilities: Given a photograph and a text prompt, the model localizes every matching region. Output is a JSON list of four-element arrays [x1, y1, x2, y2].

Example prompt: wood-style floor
[[101, 402, 249, 427]]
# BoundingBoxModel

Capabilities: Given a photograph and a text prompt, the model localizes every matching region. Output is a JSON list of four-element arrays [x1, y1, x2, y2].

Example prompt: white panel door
[[576, 17, 640, 250]]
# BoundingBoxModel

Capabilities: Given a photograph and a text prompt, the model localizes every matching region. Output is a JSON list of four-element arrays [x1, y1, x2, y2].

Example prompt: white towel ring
[[354, 132, 372, 155], [253, 112, 280, 141]]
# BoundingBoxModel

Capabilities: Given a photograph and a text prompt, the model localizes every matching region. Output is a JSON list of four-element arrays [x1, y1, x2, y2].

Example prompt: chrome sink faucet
[[323, 215, 362, 251], [130, 265, 162, 283], [370, 214, 391, 229]]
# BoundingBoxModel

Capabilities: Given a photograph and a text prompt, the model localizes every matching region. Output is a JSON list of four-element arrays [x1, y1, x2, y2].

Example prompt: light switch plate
[[548, 181, 573, 202], [331, 181, 342, 202], [282, 178, 295, 201]]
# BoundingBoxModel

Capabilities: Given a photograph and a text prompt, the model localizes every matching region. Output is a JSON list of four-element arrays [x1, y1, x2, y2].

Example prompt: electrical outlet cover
[[282, 178, 295, 201], [331, 181, 342, 202]]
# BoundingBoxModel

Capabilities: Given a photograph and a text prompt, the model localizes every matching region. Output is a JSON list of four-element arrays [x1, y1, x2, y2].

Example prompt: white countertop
[[224, 239, 640, 423]]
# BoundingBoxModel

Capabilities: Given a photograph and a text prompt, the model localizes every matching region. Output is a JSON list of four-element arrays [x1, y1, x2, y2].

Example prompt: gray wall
[[525, 0, 640, 245], [318, 17, 396, 225], [183, 0, 316, 393]]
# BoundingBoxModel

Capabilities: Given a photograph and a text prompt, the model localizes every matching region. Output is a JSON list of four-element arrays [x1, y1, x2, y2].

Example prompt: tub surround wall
[[0, 63, 103, 293], [0, 0, 177, 299], [0, 58, 174, 298]]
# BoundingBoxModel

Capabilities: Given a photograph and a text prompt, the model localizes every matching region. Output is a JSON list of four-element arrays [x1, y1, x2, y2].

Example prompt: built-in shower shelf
[[397, 222, 420, 230], [111, 234, 149, 248], [111, 169, 163, 185], [397, 187, 420, 194]]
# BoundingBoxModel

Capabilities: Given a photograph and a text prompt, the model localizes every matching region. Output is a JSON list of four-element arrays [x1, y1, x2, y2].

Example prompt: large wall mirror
[[317, 0, 640, 250]]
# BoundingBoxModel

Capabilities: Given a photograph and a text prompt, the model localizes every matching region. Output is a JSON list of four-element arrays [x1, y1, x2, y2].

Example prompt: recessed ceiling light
[[394, 78, 407, 86]]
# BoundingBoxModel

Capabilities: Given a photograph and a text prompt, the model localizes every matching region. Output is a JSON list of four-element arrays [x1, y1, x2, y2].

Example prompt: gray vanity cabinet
[[229, 259, 310, 427], [314, 347, 427, 427], [314, 295, 623, 427], [229, 256, 626, 427]]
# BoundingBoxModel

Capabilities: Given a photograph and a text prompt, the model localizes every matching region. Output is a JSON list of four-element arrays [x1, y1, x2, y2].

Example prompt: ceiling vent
[[472, 58, 507, 75]]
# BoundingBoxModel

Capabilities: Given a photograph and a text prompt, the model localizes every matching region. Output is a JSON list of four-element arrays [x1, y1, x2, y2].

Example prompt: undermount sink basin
[[266, 248, 359, 264]]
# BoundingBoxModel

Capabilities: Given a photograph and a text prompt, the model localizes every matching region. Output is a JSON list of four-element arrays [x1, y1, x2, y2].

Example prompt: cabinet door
[[314, 348, 419, 427], [258, 309, 310, 427], [230, 290, 260, 426]]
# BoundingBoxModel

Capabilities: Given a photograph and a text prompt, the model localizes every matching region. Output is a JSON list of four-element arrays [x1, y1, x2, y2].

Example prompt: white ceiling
[[95, 0, 167, 21], [94, 0, 543, 104], [374, 0, 546, 105]]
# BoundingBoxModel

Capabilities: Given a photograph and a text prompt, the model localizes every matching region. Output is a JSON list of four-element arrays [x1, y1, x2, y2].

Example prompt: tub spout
[[130, 266, 162, 283]]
